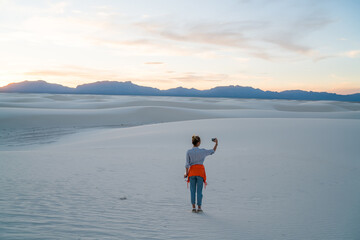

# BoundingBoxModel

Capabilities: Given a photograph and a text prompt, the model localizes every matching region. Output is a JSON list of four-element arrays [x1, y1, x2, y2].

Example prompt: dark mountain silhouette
[[0, 80, 73, 94], [162, 87, 202, 96], [279, 90, 338, 100], [75, 81, 161, 95], [202, 85, 278, 99], [0, 80, 359, 102], [278, 90, 360, 102]]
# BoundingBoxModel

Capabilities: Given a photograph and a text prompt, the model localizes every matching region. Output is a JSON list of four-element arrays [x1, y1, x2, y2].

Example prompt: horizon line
[[1, 79, 360, 96]]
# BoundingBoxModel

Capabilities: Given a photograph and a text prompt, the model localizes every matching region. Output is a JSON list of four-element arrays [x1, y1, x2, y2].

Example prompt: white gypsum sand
[[0, 93, 360, 239]]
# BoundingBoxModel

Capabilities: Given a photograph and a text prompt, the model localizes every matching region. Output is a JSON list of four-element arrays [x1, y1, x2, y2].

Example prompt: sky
[[0, 0, 359, 94]]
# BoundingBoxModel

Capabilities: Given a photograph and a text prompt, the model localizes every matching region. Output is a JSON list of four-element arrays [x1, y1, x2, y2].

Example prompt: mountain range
[[1, 80, 359, 102]]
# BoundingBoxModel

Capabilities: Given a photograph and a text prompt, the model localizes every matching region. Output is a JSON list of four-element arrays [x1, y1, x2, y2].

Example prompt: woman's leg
[[196, 176, 204, 208], [189, 176, 197, 208]]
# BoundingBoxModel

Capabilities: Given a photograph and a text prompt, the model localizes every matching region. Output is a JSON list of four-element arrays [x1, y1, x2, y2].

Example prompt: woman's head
[[192, 135, 201, 147]]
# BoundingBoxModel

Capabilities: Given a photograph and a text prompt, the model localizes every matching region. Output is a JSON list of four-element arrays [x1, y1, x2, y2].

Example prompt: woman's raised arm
[[213, 138, 218, 152]]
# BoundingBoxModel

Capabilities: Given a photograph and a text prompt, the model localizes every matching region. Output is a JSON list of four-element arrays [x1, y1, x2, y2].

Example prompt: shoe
[[192, 208, 197, 213], [197, 209, 203, 213]]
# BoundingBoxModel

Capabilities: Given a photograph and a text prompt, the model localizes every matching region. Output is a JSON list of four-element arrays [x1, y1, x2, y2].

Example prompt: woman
[[184, 135, 218, 213]]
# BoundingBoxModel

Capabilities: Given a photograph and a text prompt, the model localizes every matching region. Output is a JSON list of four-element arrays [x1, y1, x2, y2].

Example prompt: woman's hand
[[213, 138, 218, 152], [184, 168, 189, 178]]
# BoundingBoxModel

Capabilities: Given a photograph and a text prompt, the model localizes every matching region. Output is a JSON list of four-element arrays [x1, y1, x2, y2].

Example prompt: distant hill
[[75, 81, 161, 95], [203, 85, 278, 99], [162, 87, 202, 96], [0, 80, 73, 94], [0, 80, 359, 102]]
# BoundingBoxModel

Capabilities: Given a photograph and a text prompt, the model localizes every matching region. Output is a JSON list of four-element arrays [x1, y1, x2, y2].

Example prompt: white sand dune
[[1, 93, 359, 130], [1, 93, 360, 239]]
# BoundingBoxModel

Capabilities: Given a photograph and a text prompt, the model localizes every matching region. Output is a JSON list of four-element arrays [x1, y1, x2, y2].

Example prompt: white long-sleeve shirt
[[185, 147, 214, 168]]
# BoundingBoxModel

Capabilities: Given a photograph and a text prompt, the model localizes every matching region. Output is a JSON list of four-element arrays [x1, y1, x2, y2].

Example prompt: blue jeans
[[189, 176, 204, 206]]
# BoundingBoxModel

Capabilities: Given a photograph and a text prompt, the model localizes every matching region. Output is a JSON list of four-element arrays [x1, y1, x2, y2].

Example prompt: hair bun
[[192, 135, 201, 145]]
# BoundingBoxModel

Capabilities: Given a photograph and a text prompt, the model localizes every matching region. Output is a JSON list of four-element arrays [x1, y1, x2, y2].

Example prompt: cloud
[[90, 38, 154, 47], [22, 66, 227, 88], [131, 12, 334, 61], [0, 1, 125, 47], [24, 65, 122, 83], [235, 57, 250, 63], [263, 13, 333, 54], [145, 62, 164, 64], [133, 20, 285, 61], [0, 1, 335, 62], [170, 73, 228, 83], [48, 1, 69, 14], [344, 50, 360, 58], [328, 74, 360, 94], [312, 54, 336, 62], [88, 37, 213, 57], [0, 1, 70, 16], [133, 20, 259, 50]]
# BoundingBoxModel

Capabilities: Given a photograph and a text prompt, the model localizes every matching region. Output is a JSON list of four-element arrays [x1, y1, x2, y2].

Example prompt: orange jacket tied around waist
[[187, 164, 207, 188]]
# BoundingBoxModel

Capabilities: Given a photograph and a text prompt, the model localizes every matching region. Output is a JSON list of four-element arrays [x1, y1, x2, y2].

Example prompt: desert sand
[[1, 93, 359, 239]]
